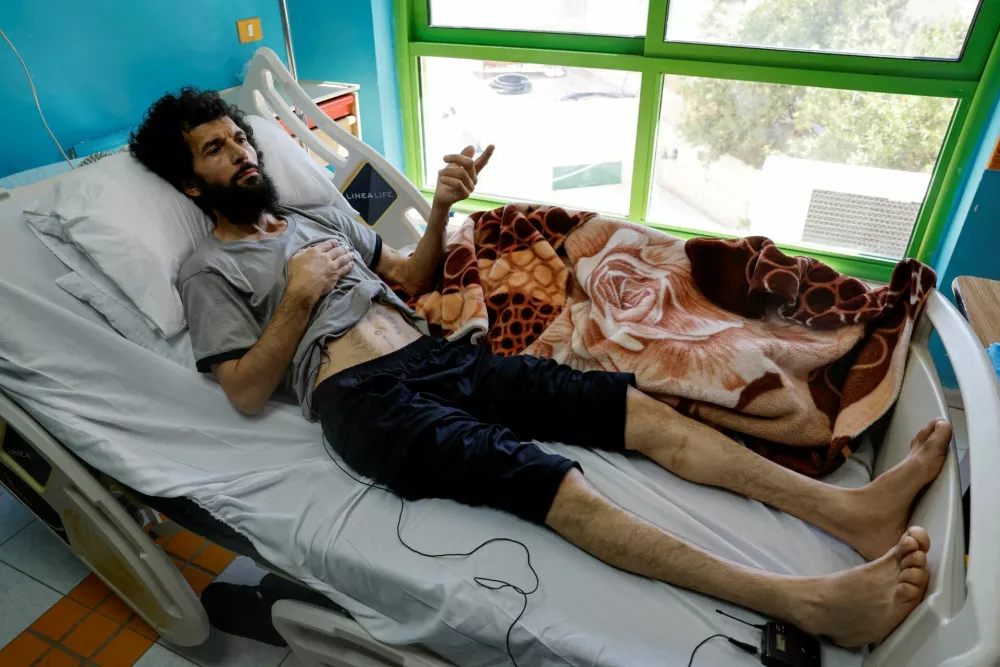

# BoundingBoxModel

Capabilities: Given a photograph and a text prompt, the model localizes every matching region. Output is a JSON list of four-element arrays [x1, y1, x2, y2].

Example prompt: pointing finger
[[474, 144, 495, 173]]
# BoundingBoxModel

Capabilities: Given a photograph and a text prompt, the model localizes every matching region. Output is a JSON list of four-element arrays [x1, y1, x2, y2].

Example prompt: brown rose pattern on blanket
[[392, 204, 935, 476]]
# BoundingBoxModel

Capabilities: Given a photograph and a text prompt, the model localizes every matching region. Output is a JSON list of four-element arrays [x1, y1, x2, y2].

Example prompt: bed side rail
[[237, 47, 425, 251], [899, 291, 1000, 667], [0, 391, 210, 646], [273, 600, 455, 667]]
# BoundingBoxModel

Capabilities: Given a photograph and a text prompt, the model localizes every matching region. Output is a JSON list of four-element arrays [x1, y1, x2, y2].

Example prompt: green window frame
[[394, 0, 1000, 281]]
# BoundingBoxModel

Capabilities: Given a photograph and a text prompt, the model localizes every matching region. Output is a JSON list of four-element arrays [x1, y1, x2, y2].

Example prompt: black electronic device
[[689, 610, 822, 667], [759, 620, 822, 667]]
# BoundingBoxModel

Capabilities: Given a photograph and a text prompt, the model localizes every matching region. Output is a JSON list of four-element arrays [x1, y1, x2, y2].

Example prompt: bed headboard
[[236, 48, 425, 251]]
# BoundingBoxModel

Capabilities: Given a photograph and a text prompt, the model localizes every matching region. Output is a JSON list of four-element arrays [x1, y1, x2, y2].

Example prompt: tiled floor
[[0, 409, 973, 666], [0, 493, 297, 667]]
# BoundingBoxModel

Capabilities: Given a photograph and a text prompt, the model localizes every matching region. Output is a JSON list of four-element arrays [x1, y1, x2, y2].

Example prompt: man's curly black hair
[[129, 87, 259, 212]]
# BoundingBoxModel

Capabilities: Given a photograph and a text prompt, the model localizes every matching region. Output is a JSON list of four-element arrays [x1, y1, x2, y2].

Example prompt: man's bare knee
[[624, 387, 691, 463]]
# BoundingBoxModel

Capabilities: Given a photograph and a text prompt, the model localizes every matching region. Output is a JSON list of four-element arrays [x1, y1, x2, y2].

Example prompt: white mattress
[[0, 195, 868, 666]]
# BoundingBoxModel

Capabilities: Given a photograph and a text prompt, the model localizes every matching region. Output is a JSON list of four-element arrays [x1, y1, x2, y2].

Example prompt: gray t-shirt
[[177, 204, 428, 418]]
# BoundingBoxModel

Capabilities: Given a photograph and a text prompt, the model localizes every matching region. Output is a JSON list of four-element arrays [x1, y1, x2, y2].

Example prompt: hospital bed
[[1, 47, 1000, 667]]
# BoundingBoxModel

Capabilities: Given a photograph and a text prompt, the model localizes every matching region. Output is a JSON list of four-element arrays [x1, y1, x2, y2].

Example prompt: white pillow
[[23, 113, 356, 339], [23, 154, 212, 337], [247, 114, 358, 217]]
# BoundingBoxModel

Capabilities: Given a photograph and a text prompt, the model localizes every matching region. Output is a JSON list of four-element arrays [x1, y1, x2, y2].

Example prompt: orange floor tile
[[36, 645, 81, 666], [32, 598, 90, 641], [61, 612, 119, 658], [192, 541, 237, 574], [0, 631, 49, 667], [163, 531, 206, 560], [68, 575, 112, 609], [1, 527, 239, 667], [91, 630, 153, 667], [95, 595, 134, 625], [125, 616, 159, 643], [181, 566, 214, 597]]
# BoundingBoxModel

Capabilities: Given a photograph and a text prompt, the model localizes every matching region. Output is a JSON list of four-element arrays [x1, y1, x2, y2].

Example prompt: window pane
[[420, 57, 641, 216], [665, 0, 980, 59], [429, 0, 647, 38], [648, 76, 957, 259]]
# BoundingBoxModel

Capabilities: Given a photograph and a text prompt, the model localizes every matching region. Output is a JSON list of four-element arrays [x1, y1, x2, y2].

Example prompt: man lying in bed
[[131, 88, 952, 649]]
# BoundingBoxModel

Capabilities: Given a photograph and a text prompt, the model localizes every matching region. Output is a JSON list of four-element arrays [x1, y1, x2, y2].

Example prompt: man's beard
[[197, 161, 280, 225]]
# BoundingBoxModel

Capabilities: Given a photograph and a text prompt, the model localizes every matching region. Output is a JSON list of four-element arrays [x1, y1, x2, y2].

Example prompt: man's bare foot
[[797, 527, 931, 647], [837, 420, 951, 560]]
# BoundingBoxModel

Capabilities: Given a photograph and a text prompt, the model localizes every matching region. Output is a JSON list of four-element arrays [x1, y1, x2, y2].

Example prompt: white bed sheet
[[0, 196, 868, 666]]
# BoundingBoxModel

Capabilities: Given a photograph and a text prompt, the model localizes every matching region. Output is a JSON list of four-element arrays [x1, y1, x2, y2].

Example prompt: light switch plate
[[237, 17, 262, 44]]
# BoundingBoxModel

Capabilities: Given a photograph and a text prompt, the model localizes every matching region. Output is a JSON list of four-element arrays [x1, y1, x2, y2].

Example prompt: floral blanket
[[393, 204, 936, 476]]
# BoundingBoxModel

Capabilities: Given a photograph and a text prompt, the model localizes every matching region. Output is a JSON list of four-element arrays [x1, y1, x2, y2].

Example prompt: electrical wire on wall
[[0, 26, 75, 169]]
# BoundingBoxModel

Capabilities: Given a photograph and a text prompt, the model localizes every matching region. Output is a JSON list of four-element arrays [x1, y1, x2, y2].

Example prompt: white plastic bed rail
[[863, 290, 1000, 667], [0, 391, 209, 645], [911, 291, 1000, 667], [237, 47, 425, 252]]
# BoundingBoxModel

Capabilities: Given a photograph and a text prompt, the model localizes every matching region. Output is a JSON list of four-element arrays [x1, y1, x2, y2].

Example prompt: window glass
[[430, 0, 648, 38], [665, 0, 981, 60], [421, 57, 642, 216], [647, 75, 957, 258]]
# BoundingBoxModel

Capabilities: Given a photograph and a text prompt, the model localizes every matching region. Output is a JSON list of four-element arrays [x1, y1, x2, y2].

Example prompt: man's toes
[[895, 535, 919, 561], [930, 420, 952, 445], [912, 420, 938, 445], [895, 581, 923, 603], [898, 566, 928, 588], [907, 526, 931, 553], [900, 550, 926, 570]]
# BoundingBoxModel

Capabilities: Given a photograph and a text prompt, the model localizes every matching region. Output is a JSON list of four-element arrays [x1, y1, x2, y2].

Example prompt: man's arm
[[377, 144, 494, 294], [213, 241, 352, 415]]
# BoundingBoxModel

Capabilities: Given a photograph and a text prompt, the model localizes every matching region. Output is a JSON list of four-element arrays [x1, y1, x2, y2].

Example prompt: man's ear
[[182, 180, 201, 198]]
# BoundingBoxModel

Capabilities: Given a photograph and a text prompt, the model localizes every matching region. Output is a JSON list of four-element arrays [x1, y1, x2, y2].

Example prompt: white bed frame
[[1, 46, 999, 667]]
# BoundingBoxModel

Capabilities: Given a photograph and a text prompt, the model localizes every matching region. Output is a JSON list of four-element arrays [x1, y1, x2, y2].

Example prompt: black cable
[[322, 430, 538, 667], [687, 632, 759, 666], [687, 634, 726, 667]]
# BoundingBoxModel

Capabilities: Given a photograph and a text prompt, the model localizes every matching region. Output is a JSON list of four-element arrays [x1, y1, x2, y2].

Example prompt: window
[[399, 0, 1000, 280], [429, 0, 647, 37], [648, 77, 957, 258], [664, 0, 981, 59], [421, 57, 641, 215]]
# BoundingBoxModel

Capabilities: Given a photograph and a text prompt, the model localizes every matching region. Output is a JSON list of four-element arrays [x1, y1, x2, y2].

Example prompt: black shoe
[[200, 581, 288, 647]]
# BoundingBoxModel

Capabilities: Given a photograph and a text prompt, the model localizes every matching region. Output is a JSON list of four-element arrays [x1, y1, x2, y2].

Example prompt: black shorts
[[313, 337, 636, 524]]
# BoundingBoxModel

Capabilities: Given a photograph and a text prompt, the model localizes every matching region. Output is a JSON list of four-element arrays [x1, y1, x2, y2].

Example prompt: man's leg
[[317, 351, 932, 647], [461, 350, 952, 561], [623, 388, 952, 560], [546, 468, 930, 648]]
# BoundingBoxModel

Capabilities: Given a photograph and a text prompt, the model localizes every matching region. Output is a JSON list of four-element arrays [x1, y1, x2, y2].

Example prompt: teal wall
[[286, 0, 404, 169], [0, 1, 288, 177], [930, 96, 1000, 388], [934, 98, 1000, 293], [0, 0, 405, 178]]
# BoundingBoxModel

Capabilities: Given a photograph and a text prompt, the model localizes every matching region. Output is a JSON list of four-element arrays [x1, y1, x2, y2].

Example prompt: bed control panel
[[0, 420, 67, 541], [0, 420, 52, 489]]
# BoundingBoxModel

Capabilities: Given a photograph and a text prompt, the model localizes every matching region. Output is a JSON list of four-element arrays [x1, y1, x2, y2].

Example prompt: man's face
[[185, 116, 259, 188], [182, 116, 278, 223]]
